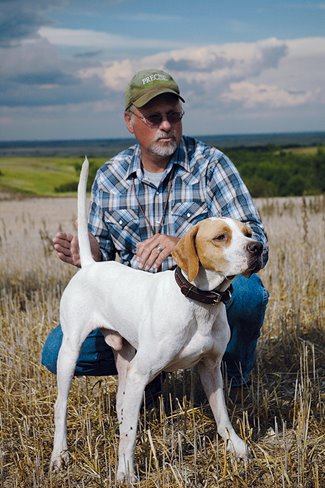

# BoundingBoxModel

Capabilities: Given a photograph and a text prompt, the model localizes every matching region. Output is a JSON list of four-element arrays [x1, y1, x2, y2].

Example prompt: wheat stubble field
[[0, 195, 324, 487]]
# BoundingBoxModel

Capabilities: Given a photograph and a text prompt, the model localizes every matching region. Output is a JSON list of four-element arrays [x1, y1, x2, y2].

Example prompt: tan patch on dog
[[236, 221, 252, 237], [172, 219, 234, 281], [195, 220, 231, 273], [172, 225, 200, 282]]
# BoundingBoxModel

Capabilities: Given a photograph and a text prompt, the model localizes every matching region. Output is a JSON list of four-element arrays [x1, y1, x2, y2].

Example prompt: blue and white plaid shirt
[[88, 136, 268, 271]]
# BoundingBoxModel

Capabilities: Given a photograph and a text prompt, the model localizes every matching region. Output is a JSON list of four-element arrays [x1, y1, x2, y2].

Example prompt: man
[[42, 68, 269, 396]]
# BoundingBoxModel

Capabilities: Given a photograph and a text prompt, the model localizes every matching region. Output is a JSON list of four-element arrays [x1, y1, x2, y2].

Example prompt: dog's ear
[[172, 225, 200, 282]]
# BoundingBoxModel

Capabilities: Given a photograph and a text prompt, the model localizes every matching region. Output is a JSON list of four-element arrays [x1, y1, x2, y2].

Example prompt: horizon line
[[1, 129, 325, 145]]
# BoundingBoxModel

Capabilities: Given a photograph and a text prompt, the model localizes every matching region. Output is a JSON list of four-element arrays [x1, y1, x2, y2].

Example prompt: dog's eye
[[213, 233, 227, 242]]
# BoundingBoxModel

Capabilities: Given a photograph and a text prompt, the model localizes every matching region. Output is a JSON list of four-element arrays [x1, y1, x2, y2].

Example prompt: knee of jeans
[[226, 274, 269, 336], [41, 343, 57, 374], [41, 326, 63, 374], [233, 274, 269, 309], [249, 275, 269, 310]]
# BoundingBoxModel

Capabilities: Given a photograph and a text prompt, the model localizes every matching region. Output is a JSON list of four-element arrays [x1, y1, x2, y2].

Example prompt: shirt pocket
[[105, 209, 140, 250], [171, 201, 208, 235]]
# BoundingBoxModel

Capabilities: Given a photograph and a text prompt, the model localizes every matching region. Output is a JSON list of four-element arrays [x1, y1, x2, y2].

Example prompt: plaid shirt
[[88, 136, 268, 271]]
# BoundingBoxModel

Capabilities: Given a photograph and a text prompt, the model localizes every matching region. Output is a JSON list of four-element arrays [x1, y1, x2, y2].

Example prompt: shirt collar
[[125, 144, 142, 180], [125, 137, 190, 180]]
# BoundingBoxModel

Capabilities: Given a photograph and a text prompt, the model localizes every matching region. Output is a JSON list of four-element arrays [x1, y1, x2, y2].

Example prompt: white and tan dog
[[50, 158, 263, 482]]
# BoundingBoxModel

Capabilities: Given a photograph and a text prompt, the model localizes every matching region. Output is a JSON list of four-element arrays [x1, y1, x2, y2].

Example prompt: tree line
[[225, 145, 325, 197], [56, 144, 325, 198]]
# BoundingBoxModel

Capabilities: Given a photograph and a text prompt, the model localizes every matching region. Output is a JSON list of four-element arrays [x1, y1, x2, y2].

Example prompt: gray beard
[[149, 132, 178, 158]]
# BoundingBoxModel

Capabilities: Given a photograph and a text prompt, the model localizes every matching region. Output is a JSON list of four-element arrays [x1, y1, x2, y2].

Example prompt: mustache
[[154, 130, 177, 141]]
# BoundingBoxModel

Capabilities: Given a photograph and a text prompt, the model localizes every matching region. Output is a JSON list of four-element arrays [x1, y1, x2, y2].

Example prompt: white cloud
[[287, 36, 325, 56], [1, 33, 324, 138], [38, 27, 189, 50], [99, 37, 325, 111], [0, 38, 107, 107], [254, 37, 325, 102], [222, 81, 314, 108], [100, 38, 286, 91]]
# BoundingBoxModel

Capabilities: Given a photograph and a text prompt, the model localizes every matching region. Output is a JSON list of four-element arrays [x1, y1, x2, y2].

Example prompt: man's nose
[[159, 116, 172, 130]]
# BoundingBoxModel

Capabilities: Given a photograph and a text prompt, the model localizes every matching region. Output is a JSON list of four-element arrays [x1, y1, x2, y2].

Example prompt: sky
[[0, 0, 325, 141]]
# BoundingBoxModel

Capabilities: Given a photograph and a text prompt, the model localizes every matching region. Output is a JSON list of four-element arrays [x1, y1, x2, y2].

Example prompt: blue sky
[[1, 0, 325, 141]]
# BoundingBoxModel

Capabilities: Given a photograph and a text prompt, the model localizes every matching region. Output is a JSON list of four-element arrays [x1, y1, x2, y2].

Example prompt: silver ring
[[156, 244, 164, 253]]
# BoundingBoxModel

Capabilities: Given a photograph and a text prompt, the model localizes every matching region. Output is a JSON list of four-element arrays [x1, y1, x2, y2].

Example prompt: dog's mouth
[[243, 256, 262, 277], [226, 274, 235, 281]]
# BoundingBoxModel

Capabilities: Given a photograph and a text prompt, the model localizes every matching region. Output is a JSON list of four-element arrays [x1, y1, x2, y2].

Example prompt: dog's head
[[172, 217, 263, 282]]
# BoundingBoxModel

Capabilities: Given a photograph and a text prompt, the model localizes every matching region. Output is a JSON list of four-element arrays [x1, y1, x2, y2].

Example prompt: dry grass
[[0, 195, 324, 487]]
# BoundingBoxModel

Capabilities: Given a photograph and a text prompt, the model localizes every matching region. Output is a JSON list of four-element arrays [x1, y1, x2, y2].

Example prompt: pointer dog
[[50, 157, 263, 482]]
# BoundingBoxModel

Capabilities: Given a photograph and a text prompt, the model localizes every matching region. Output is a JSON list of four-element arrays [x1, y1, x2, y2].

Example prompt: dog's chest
[[165, 307, 223, 371], [164, 330, 213, 371]]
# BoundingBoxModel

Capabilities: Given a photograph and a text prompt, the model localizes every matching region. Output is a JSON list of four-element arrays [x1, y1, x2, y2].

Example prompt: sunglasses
[[129, 109, 184, 128]]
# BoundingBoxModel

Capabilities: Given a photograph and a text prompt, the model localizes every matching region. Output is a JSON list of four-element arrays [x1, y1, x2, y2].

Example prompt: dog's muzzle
[[246, 240, 263, 275]]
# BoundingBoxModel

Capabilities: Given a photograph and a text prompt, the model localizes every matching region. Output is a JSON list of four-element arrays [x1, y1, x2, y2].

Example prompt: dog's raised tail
[[77, 157, 95, 268]]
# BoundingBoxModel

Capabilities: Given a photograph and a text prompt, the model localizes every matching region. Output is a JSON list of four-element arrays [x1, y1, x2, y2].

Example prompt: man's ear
[[124, 111, 134, 134], [172, 225, 200, 282]]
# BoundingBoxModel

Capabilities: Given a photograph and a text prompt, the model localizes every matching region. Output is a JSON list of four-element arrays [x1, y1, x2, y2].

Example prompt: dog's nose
[[247, 240, 263, 256]]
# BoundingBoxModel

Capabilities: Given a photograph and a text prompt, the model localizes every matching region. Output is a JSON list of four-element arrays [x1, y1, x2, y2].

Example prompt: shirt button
[[186, 212, 191, 218], [119, 220, 123, 225]]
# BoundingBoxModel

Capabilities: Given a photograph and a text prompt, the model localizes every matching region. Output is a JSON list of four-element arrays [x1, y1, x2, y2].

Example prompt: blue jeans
[[42, 274, 269, 387]]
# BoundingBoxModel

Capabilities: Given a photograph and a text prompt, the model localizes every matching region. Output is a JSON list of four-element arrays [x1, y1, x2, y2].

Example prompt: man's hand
[[53, 231, 101, 267], [53, 232, 80, 267], [136, 233, 179, 271]]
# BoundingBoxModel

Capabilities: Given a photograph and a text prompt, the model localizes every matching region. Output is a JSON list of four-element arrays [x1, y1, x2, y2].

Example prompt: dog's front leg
[[198, 358, 248, 460], [116, 362, 150, 483]]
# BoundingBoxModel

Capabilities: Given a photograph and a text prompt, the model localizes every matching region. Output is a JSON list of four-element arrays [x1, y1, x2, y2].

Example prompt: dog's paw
[[116, 469, 139, 484], [227, 437, 249, 461], [50, 450, 69, 472]]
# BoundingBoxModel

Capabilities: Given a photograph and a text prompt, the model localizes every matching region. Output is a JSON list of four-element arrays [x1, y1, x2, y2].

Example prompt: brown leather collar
[[174, 266, 232, 305]]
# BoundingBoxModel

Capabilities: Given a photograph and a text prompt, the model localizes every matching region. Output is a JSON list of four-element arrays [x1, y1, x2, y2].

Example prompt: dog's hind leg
[[110, 339, 136, 424], [50, 334, 81, 471], [198, 358, 248, 460]]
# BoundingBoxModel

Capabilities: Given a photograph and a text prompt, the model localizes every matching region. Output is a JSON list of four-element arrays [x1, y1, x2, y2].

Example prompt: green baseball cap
[[125, 68, 185, 110]]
